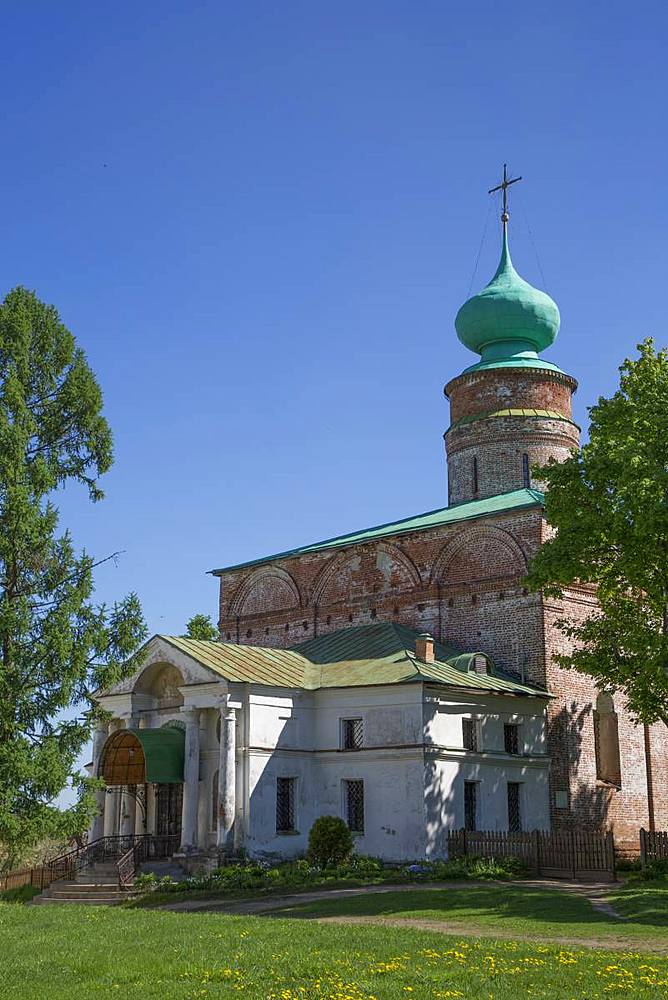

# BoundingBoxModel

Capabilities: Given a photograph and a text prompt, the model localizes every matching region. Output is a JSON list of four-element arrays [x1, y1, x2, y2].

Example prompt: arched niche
[[134, 662, 185, 709], [431, 525, 528, 586], [229, 566, 301, 616], [311, 543, 421, 606]]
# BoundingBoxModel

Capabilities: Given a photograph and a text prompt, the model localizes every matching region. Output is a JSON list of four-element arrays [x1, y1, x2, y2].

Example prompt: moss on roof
[[160, 623, 548, 698]]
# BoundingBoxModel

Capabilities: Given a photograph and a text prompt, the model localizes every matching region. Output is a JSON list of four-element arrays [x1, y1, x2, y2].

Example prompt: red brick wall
[[445, 416, 580, 504], [445, 367, 577, 422]]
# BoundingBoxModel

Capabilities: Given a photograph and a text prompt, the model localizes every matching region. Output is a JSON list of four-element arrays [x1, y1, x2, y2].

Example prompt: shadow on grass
[[610, 885, 668, 927], [268, 886, 609, 929]]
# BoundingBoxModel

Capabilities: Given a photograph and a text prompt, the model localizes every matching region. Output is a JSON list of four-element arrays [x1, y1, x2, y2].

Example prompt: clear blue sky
[[2, 0, 667, 640]]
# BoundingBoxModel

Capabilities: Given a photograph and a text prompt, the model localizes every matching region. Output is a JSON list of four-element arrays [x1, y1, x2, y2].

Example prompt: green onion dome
[[455, 227, 560, 366]]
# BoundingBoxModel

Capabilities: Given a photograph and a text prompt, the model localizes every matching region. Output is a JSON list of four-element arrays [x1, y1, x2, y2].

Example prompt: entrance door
[[155, 783, 183, 840]]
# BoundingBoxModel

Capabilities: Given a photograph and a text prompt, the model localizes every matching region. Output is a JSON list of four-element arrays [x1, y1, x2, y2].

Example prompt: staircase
[[5, 833, 183, 906], [32, 863, 133, 906]]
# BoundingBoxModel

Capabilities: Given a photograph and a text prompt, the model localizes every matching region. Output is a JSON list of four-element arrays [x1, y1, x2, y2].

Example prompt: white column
[[89, 723, 108, 842], [179, 709, 201, 852], [103, 720, 121, 838], [119, 714, 139, 838], [217, 707, 236, 853]]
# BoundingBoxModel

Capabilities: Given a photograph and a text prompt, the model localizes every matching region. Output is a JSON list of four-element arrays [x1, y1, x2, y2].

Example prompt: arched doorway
[[98, 727, 186, 842]]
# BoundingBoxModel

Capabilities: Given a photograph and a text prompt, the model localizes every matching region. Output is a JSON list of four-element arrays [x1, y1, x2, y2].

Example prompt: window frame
[[462, 717, 481, 752], [340, 717, 364, 751], [507, 781, 523, 833], [463, 780, 478, 832], [275, 776, 298, 834], [342, 778, 365, 834], [503, 722, 522, 755]]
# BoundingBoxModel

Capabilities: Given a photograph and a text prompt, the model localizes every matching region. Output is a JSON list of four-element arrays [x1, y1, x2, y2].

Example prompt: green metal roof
[[129, 726, 185, 783], [209, 488, 544, 575], [159, 623, 548, 698]]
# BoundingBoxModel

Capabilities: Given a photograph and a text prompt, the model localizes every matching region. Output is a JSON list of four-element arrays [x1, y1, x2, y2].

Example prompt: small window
[[276, 777, 297, 833], [504, 723, 521, 755], [507, 782, 522, 832], [462, 719, 479, 752], [341, 718, 363, 751], [464, 781, 478, 832], [522, 452, 530, 488], [472, 456, 479, 495], [343, 779, 364, 833]]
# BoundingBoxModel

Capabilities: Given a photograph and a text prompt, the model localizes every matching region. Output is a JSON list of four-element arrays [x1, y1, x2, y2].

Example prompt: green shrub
[[642, 860, 668, 880], [307, 817, 354, 868], [0, 884, 41, 903]]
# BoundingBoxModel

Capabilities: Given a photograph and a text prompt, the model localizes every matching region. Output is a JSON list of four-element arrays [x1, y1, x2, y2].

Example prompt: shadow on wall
[[550, 700, 614, 832]]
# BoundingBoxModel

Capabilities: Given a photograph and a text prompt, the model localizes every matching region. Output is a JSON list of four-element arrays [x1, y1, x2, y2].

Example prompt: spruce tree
[[0, 287, 146, 866]]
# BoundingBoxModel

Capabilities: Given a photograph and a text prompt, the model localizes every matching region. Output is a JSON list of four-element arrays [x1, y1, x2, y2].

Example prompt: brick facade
[[213, 358, 667, 849]]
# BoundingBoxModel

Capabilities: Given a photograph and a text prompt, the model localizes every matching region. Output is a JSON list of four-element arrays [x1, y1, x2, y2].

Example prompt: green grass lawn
[[1, 900, 668, 999], [267, 884, 668, 947]]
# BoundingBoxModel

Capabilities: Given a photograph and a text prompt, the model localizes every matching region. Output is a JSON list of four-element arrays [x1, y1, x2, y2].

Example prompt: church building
[[91, 182, 667, 861]]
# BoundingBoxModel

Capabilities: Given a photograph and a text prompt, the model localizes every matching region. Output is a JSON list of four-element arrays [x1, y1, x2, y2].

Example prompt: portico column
[[179, 709, 201, 853], [103, 720, 121, 838], [119, 715, 139, 838], [89, 723, 108, 842], [217, 707, 236, 853]]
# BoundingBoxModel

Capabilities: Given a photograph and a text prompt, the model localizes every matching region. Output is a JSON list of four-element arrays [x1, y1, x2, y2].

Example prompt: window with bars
[[341, 718, 364, 750], [343, 779, 364, 833], [472, 456, 479, 496], [462, 719, 479, 752], [504, 723, 521, 755], [276, 777, 297, 833], [507, 782, 522, 832], [464, 781, 478, 832]]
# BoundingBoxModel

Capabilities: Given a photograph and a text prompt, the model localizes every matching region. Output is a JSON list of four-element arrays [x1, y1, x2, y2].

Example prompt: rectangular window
[[462, 718, 479, 752], [507, 782, 522, 832], [472, 456, 479, 496], [276, 777, 296, 833], [504, 723, 521, 755], [343, 779, 364, 833], [464, 781, 478, 832], [341, 718, 364, 750], [522, 452, 530, 488]]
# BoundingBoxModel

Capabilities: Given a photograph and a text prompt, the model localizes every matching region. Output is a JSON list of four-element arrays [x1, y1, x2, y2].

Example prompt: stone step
[[47, 890, 128, 900], [34, 896, 127, 906]]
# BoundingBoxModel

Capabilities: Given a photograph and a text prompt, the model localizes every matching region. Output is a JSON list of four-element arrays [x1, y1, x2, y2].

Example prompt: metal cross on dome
[[488, 164, 522, 223]]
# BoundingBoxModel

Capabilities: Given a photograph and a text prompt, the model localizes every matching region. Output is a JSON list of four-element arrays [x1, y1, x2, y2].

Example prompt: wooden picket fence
[[639, 828, 668, 868], [448, 828, 616, 881]]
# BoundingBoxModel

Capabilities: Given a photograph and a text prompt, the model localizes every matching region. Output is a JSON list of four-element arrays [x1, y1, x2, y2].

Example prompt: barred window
[[507, 782, 522, 832], [343, 779, 364, 833], [276, 777, 296, 833], [504, 723, 521, 755], [462, 719, 479, 752], [342, 718, 364, 750], [472, 456, 479, 495], [464, 781, 478, 832]]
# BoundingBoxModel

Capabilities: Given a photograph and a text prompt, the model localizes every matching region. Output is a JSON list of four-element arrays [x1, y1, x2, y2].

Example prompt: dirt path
[[161, 878, 625, 921]]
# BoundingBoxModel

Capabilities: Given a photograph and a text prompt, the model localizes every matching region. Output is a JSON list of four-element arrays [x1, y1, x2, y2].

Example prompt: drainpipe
[[644, 723, 656, 832]]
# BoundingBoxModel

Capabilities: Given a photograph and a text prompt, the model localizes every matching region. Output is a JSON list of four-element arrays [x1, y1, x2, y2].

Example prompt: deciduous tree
[[527, 339, 668, 722]]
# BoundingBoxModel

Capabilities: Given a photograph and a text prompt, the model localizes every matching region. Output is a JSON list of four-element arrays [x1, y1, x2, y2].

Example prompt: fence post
[[462, 828, 468, 858], [607, 831, 616, 881], [534, 829, 541, 876], [640, 828, 647, 872], [570, 829, 577, 880]]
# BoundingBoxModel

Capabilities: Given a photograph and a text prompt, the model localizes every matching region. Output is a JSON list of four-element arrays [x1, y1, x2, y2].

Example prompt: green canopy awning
[[99, 726, 185, 785]]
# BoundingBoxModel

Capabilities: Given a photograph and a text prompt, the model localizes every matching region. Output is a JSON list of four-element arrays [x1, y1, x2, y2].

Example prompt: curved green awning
[[130, 727, 184, 783], [99, 726, 185, 785]]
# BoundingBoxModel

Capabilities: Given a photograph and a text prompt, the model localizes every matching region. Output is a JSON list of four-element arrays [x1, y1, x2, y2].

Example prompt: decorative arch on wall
[[310, 542, 421, 607], [430, 525, 528, 586], [229, 565, 302, 616], [134, 662, 185, 709]]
